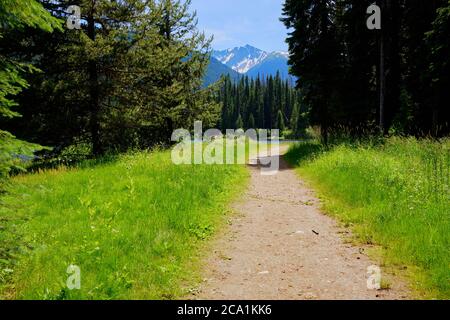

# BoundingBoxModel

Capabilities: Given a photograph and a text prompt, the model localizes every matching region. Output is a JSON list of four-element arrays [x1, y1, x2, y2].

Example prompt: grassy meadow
[[285, 137, 450, 299], [0, 149, 248, 299]]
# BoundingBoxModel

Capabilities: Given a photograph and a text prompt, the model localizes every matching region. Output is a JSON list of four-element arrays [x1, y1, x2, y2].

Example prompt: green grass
[[285, 137, 450, 299], [0, 149, 248, 299]]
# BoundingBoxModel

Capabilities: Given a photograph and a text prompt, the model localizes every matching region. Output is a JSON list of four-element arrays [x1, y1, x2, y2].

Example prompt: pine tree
[[1, 0, 216, 154], [336, 0, 376, 135], [281, 0, 450, 138], [275, 110, 286, 132], [281, 0, 341, 144], [235, 114, 244, 130], [378, 0, 401, 134], [0, 0, 61, 181], [425, 1, 450, 135], [217, 74, 303, 133], [248, 113, 256, 130], [290, 102, 300, 135]]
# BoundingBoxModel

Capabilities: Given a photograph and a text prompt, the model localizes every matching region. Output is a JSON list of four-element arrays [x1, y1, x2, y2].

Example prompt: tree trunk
[[321, 125, 329, 147], [87, 4, 102, 156], [379, 29, 385, 133], [379, 0, 401, 135]]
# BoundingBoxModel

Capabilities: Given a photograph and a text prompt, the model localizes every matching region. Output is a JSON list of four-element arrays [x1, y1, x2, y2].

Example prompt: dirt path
[[194, 148, 409, 300]]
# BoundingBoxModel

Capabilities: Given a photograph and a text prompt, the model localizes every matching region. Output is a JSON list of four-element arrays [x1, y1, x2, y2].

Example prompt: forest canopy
[[1, 0, 449, 179], [0, 0, 219, 170], [282, 0, 450, 141]]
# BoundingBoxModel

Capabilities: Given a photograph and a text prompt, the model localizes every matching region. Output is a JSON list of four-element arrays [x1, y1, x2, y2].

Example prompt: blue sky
[[190, 0, 288, 52]]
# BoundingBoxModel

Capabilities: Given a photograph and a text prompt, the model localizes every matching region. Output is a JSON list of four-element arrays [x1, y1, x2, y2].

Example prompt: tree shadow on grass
[[283, 142, 325, 167], [26, 153, 121, 173]]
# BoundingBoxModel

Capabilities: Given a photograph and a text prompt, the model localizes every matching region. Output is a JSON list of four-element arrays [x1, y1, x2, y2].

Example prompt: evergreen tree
[[337, 0, 377, 135], [378, 0, 401, 134], [275, 110, 286, 132], [217, 74, 303, 134], [248, 113, 256, 129], [281, 0, 341, 144], [282, 0, 450, 138], [235, 114, 244, 130], [1, 0, 217, 156], [425, 1, 450, 136], [290, 102, 300, 135], [0, 0, 61, 181]]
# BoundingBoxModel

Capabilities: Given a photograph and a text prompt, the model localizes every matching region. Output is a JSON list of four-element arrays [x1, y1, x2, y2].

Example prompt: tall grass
[[0, 150, 248, 299], [286, 137, 450, 299]]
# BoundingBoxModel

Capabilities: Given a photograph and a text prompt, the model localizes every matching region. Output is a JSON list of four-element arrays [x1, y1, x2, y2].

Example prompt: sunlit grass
[[286, 137, 450, 299], [0, 150, 248, 299]]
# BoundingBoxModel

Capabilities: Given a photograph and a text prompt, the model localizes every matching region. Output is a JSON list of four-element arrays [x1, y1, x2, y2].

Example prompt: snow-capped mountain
[[213, 45, 269, 74], [204, 56, 240, 87], [212, 45, 292, 77], [246, 51, 292, 80], [204, 45, 294, 86]]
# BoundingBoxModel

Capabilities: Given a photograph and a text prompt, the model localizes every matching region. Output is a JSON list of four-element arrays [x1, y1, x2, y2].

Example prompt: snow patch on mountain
[[207, 45, 295, 84], [220, 52, 235, 64], [233, 52, 268, 73], [213, 45, 269, 74]]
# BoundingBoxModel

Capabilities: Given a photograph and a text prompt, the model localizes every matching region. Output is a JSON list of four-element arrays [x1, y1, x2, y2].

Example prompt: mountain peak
[[243, 44, 258, 50], [206, 45, 294, 85], [213, 45, 268, 74]]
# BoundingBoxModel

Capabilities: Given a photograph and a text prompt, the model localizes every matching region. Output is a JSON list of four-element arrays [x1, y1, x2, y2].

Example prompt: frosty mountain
[[204, 44, 294, 86], [213, 44, 270, 73]]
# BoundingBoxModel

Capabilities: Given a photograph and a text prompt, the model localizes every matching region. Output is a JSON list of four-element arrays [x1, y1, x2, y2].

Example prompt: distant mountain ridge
[[213, 45, 269, 73], [203, 57, 241, 87], [246, 51, 292, 81], [204, 45, 295, 86]]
